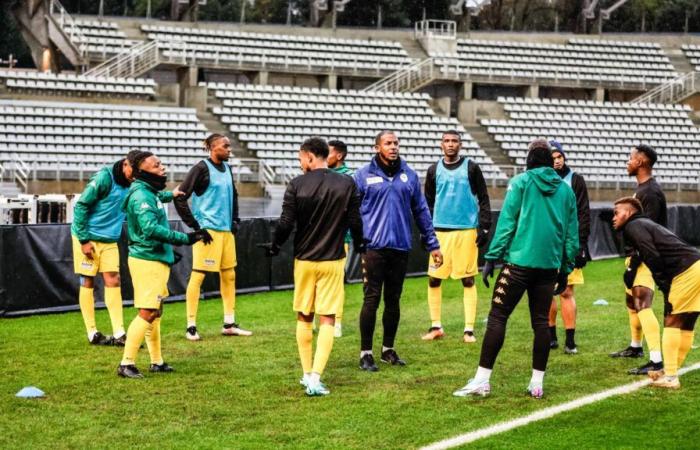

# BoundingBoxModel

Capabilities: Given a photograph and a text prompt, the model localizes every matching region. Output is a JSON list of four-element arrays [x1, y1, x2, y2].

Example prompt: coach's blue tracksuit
[[354, 157, 439, 252], [354, 156, 439, 352]]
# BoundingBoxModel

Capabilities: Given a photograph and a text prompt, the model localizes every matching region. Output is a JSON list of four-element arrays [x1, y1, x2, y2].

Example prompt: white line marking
[[422, 362, 700, 450]]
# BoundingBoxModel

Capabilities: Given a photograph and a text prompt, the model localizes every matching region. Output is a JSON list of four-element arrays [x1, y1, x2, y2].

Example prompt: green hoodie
[[122, 180, 189, 265], [485, 167, 579, 271]]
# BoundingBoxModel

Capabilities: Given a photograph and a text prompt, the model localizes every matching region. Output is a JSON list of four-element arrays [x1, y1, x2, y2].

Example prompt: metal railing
[[632, 71, 700, 105], [83, 40, 160, 78], [364, 57, 437, 93], [11, 154, 29, 192], [48, 0, 88, 63], [414, 20, 457, 40]]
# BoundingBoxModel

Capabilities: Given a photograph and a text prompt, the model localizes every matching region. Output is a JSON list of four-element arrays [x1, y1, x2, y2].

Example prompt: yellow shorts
[[567, 268, 584, 286], [192, 229, 236, 272], [128, 257, 169, 309], [72, 235, 119, 276], [293, 258, 345, 316], [625, 257, 655, 295], [428, 229, 478, 280], [668, 260, 700, 314]]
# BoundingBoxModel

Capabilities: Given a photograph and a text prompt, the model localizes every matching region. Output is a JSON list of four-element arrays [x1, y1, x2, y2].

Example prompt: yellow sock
[[312, 324, 335, 376], [662, 327, 682, 376], [220, 268, 236, 322], [428, 286, 442, 328], [296, 321, 313, 374], [638, 308, 661, 352], [79, 286, 97, 336], [145, 318, 163, 365], [627, 308, 643, 343], [186, 271, 206, 326], [678, 330, 695, 370], [104, 286, 125, 337], [121, 316, 151, 366], [463, 285, 477, 331]]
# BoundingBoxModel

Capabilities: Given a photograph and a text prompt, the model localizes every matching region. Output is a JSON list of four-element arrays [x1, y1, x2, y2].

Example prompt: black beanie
[[526, 139, 553, 170]]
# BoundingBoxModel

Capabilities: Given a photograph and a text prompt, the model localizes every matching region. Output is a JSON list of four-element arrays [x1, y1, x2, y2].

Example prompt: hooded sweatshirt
[[485, 167, 579, 271]]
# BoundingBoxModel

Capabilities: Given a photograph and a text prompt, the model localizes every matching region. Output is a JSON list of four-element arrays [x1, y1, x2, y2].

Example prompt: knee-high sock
[[186, 271, 206, 326], [121, 316, 151, 366], [628, 308, 643, 344], [678, 330, 695, 370], [312, 324, 335, 376], [220, 268, 236, 323], [428, 286, 442, 328], [145, 318, 163, 365], [79, 286, 97, 336], [296, 321, 313, 374], [463, 285, 477, 331], [637, 308, 661, 353], [104, 286, 125, 337], [662, 327, 682, 376]]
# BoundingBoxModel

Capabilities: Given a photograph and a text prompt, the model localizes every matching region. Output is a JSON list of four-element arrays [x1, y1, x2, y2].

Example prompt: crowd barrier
[[2, 205, 700, 317]]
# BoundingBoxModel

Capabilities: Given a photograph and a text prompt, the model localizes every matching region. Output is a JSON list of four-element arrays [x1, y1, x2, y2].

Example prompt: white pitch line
[[422, 362, 700, 450]]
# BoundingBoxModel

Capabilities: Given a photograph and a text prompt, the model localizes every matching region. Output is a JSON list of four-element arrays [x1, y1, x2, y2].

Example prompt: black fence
[[2, 205, 700, 317]]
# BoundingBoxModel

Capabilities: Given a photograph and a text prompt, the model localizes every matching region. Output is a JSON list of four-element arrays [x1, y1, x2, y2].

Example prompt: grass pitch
[[1, 258, 699, 449]]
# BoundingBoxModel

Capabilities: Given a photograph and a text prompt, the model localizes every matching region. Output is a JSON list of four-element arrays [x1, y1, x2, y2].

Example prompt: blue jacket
[[355, 158, 439, 252]]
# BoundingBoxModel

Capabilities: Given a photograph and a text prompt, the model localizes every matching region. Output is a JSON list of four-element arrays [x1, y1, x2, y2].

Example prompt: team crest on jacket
[[400, 173, 408, 183]]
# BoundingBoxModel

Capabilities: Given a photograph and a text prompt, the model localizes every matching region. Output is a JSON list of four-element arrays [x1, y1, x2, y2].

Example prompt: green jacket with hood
[[122, 179, 189, 265], [485, 167, 579, 271]]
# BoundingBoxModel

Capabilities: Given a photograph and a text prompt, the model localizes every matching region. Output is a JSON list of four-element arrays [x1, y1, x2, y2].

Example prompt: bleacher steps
[[667, 48, 695, 74], [0, 182, 21, 197], [464, 124, 514, 168]]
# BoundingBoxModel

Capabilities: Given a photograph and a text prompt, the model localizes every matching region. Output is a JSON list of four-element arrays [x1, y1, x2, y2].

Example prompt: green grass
[[1, 258, 699, 449]]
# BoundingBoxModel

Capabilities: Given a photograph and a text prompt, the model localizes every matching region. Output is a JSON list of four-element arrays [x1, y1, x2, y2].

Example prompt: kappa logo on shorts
[[493, 296, 503, 304], [496, 286, 506, 295], [204, 258, 216, 266], [81, 261, 94, 269], [429, 264, 439, 270]]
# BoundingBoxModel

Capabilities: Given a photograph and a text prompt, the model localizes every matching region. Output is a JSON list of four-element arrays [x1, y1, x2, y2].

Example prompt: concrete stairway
[[465, 124, 513, 168]]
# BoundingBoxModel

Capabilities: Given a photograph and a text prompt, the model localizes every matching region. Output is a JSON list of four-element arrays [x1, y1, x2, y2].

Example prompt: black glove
[[476, 228, 490, 247], [257, 242, 280, 257], [599, 209, 614, 225], [574, 248, 588, 269], [623, 265, 638, 290], [553, 270, 569, 295], [187, 229, 213, 245], [481, 260, 495, 288], [231, 221, 240, 235]]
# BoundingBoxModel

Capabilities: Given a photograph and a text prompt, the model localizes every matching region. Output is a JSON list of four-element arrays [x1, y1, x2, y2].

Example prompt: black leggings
[[479, 264, 557, 372], [359, 249, 409, 351]]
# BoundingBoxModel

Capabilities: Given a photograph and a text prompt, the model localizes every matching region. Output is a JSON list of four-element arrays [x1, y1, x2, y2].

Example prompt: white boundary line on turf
[[421, 362, 700, 450]]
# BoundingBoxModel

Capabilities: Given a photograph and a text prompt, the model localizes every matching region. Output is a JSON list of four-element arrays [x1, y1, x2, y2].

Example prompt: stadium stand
[[432, 38, 677, 85], [0, 99, 213, 177], [483, 96, 700, 184], [64, 19, 139, 59], [0, 70, 156, 98], [682, 44, 700, 71], [208, 83, 506, 180], [143, 24, 414, 73]]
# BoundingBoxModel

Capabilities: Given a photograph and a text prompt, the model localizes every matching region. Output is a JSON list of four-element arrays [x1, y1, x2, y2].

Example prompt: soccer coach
[[355, 130, 443, 371]]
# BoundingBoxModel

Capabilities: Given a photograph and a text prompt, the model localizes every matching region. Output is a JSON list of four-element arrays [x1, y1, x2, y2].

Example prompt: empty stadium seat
[[681, 44, 700, 71], [432, 38, 677, 86], [208, 83, 506, 180], [0, 99, 210, 178], [0, 70, 156, 98], [485, 97, 700, 183]]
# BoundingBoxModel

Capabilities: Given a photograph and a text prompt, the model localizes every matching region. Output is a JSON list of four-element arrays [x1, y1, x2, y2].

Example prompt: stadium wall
[[3, 206, 700, 317]]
